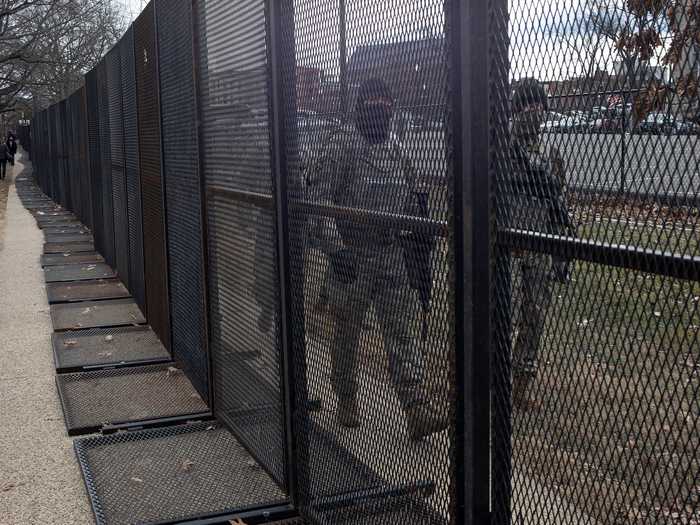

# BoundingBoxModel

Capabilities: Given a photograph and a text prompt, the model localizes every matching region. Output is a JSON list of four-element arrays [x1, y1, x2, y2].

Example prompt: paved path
[[0, 154, 93, 524]]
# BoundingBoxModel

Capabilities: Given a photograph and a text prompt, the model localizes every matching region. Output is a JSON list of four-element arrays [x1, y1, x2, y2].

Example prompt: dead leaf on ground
[[246, 460, 261, 470], [105, 335, 114, 342], [167, 366, 181, 377], [130, 477, 144, 483], [64, 340, 78, 347], [1, 481, 25, 492], [181, 460, 195, 472]]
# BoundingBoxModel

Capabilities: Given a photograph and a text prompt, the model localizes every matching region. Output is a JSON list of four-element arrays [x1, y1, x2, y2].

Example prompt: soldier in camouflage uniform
[[310, 77, 446, 440], [507, 78, 575, 410]]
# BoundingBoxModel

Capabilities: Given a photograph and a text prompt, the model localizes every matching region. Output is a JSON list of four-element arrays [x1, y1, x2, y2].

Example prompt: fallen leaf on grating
[[80, 307, 91, 314], [246, 460, 261, 470], [167, 366, 181, 377], [130, 477, 144, 483], [181, 460, 195, 472], [97, 352, 113, 358], [1, 481, 25, 492], [206, 425, 215, 431], [64, 340, 78, 347], [105, 335, 114, 342]]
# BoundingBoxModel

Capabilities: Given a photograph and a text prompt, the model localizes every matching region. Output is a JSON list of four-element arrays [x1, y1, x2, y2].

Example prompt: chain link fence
[[27, 0, 698, 523]]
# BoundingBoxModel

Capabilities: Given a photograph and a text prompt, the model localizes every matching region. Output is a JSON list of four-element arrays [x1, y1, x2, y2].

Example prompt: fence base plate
[[50, 298, 145, 331], [74, 422, 289, 524], [56, 364, 209, 435], [44, 242, 95, 254], [46, 279, 129, 304], [53, 326, 170, 372], [42, 253, 105, 267], [44, 263, 116, 283]]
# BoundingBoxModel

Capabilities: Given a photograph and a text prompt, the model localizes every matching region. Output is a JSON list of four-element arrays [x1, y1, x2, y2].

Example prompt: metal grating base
[[44, 263, 116, 283], [300, 423, 446, 525], [42, 252, 105, 267], [56, 364, 209, 435], [74, 422, 289, 525], [33, 211, 74, 218], [44, 242, 95, 254], [46, 279, 130, 304], [50, 298, 146, 331], [43, 226, 91, 235], [44, 233, 94, 244], [53, 326, 170, 372]]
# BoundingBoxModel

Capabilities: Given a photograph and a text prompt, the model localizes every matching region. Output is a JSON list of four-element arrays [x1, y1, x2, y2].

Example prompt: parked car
[[590, 108, 624, 133], [637, 112, 674, 134], [672, 119, 700, 135], [556, 116, 588, 133]]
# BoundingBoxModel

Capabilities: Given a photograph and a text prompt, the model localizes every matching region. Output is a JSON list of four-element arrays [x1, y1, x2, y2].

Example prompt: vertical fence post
[[490, 0, 512, 520], [266, 0, 309, 508], [448, 0, 492, 522]]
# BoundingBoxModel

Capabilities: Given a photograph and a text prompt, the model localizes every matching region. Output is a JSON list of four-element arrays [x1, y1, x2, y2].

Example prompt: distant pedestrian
[[0, 141, 9, 180], [6, 135, 17, 166]]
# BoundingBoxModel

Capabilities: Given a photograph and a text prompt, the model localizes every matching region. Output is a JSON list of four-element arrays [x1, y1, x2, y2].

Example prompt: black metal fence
[[29, 0, 699, 523]]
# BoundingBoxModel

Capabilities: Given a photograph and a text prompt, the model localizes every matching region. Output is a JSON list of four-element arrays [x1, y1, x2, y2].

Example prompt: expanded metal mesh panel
[[196, 0, 287, 488], [206, 195, 286, 485], [57, 100, 69, 208], [97, 58, 116, 268], [491, 1, 700, 524], [135, 2, 171, 350], [86, 68, 103, 236], [47, 105, 58, 200], [74, 422, 288, 525], [53, 326, 170, 371], [50, 298, 146, 331], [279, 0, 455, 522], [42, 253, 104, 267], [46, 279, 129, 304], [156, 0, 209, 402], [107, 46, 131, 286], [121, 27, 147, 311], [56, 363, 208, 435], [44, 263, 115, 283], [78, 87, 94, 229]]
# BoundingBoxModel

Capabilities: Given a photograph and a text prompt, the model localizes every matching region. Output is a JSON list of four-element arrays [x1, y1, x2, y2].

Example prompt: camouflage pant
[[328, 255, 425, 408], [512, 251, 553, 378]]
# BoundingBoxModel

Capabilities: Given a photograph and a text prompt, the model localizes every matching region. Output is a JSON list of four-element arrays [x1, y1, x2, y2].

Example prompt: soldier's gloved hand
[[328, 249, 356, 284]]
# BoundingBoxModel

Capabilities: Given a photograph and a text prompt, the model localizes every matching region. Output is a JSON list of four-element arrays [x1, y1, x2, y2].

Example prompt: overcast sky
[[117, 0, 668, 82]]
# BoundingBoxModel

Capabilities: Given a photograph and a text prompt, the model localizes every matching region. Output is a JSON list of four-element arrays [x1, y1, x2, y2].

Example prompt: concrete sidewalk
[[0, 155, 92, 524]]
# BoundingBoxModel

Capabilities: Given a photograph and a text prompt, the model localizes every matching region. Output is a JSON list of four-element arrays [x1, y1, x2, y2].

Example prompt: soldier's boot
[[405, 403, 448, 441], [512, 374, 539, 411], [337, 398, 361, 428]]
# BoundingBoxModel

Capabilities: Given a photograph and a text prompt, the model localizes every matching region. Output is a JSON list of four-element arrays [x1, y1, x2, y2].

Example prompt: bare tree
[[586, 0, 698, 120], [0, 0, 126, 114]]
